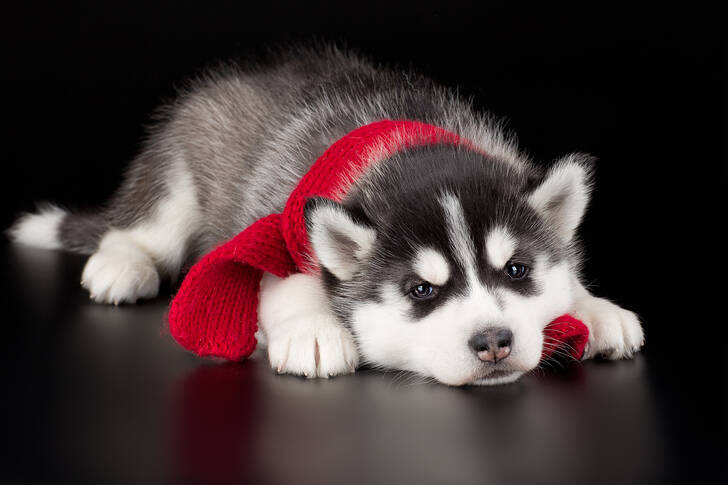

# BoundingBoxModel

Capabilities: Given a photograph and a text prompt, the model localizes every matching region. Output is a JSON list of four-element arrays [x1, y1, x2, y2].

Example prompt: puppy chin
[[432, 367, 525, 386], [470, 370, 524, 386]]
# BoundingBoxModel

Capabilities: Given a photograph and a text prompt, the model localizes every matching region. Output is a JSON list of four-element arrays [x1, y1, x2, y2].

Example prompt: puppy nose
[[469, 328, 513, 363]]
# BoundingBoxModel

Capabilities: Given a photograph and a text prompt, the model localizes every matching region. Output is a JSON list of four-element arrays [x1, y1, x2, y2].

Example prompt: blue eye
[[410, 282, 436, 299], [505, 262, 529, 279]]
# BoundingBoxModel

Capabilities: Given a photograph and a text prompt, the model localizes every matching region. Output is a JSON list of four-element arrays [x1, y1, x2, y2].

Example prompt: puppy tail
[[7, 203, 107, 254]]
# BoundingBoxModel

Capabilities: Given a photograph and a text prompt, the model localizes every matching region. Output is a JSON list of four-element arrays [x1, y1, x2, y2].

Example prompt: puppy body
[[10, 47, 643, 385]]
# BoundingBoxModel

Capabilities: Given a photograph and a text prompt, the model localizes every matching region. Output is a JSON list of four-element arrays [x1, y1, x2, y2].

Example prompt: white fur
[[528, 155, 590, 243], [439, 192, 478, 287], [258, 272, 359, 378], [485, 226, 517, 269], [121, 162, 201, 277], [352, 281, 496, 385], [8, 205, 67, 250], [498, 258, 575, 369], [81, 231, 159, 304], [307, 203, 376, 280], [352, 252, 575, 386], [365, 193, 573, 385], [413, 247, 450, 286], [82, 161, 200, 304], [569, 280, 644, 359], [471, 373, 522, 386]]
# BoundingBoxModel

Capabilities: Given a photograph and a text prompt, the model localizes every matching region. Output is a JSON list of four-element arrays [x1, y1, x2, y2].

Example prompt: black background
[[1, 2, 726, 484]]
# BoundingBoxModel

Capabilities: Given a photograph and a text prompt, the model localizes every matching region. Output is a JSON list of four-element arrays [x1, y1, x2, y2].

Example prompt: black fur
[[307, 144, 577, 325]]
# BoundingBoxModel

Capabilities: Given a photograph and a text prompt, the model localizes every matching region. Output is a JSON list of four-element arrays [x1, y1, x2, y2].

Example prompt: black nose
[[469, 327, 513, 363]]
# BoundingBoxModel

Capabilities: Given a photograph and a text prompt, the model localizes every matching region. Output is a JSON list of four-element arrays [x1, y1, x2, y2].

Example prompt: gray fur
[[56, 46, 526, 261]]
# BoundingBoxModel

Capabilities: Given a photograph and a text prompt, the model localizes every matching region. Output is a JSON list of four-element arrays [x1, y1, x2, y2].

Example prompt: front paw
[[571, 296, 644, 360], [265, 314, 359, 378]]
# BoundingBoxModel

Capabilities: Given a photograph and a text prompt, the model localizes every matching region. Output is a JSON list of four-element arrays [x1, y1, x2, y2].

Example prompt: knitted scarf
[[168, 120, 589, 365]]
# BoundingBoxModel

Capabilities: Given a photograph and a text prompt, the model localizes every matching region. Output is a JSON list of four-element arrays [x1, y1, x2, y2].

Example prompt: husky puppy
[[9, 47, 643, 385]]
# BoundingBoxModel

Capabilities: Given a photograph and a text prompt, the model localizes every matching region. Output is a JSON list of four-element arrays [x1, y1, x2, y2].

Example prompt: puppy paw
[[81, 247, 159, 305], [571, 296, 644, 360], [266, 314, 359, 378]]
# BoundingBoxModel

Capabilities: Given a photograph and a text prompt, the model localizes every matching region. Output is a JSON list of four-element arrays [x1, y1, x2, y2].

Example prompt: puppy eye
[[410, 282, 437, 299], [505, 262, 529, 279]]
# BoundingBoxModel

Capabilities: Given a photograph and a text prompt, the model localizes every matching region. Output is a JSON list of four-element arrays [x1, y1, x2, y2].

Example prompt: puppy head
[[305, 147, 593, 385]]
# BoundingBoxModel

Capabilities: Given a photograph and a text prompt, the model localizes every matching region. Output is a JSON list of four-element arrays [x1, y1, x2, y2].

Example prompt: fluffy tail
[[8, 204, 107, 254]]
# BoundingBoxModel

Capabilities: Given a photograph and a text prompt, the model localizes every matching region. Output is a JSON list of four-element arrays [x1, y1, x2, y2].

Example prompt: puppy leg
[[82, 164, 200, 304], [82, 231, 160, 304], [569, 280, 645, 360], [258, 272, 359, 378]]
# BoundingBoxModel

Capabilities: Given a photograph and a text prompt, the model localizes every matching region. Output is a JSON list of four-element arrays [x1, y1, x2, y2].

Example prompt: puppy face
[[305, 147, 592, 385]]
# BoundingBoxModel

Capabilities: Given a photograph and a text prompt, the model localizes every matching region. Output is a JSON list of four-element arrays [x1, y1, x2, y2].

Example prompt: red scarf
[[168, 120, 588, 365]]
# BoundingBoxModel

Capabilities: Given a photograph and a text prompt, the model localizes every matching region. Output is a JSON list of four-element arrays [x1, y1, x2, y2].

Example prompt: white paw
[[571, 296, 644, 360], [265, 314, 359, 378], [81, 247, 159, 305]]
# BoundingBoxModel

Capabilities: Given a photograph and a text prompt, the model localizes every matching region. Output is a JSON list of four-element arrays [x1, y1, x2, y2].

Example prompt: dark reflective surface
[[2, 244, 725, 484]]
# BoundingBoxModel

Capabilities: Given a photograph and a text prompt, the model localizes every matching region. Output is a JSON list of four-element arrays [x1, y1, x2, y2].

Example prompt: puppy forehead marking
[[485, 226, 517, 269], [413, 248, 450, 286], [439, 191, 477, 286]]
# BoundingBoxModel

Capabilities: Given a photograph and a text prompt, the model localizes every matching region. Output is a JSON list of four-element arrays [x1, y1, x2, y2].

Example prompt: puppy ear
[[527, 154, 594, 243], [304, 197, 377, 280]]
